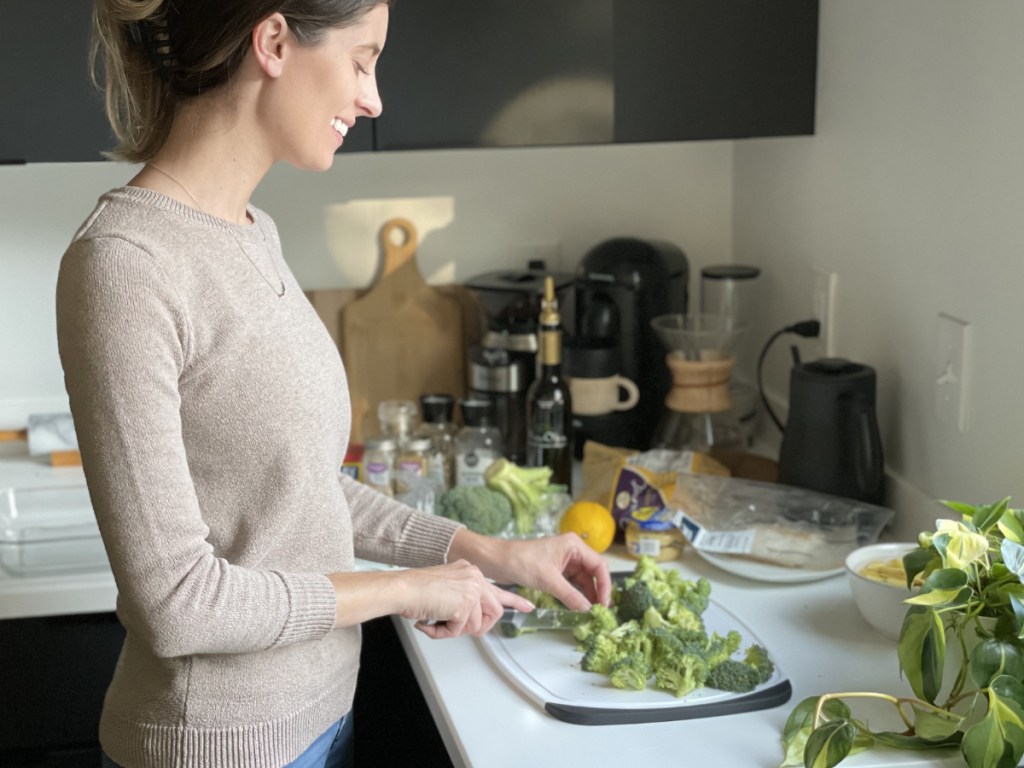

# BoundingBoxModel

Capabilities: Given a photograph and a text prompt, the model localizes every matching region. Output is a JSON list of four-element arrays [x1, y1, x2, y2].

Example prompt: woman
[[56, 2, 612, 766]]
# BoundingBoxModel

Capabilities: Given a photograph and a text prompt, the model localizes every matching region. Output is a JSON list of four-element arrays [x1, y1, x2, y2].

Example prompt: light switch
[[934, 313, 970, 432]]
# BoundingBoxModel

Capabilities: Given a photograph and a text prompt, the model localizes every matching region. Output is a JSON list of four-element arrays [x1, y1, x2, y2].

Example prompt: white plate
[[695, 550, 845, 583]]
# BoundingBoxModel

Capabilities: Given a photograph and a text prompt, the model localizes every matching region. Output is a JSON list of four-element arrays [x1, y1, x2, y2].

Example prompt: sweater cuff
[[394, 514, 464, 568], [271, 572, 337, 646]]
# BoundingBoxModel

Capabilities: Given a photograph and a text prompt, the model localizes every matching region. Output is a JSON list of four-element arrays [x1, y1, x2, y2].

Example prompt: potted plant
[[781, 497, 1024, 768]]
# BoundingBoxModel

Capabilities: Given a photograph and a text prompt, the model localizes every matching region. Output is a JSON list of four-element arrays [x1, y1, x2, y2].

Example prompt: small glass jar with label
[[396, 437, 433, 477], [455, 396, 503, 487], [362, 437, 398, 496], [624, 508, 686, 562], [378, 400, 418, 446]]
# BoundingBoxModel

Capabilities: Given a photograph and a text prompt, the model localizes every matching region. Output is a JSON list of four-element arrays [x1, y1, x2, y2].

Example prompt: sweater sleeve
[[341, 473, 463, 568], [56, 239, 336, 658]]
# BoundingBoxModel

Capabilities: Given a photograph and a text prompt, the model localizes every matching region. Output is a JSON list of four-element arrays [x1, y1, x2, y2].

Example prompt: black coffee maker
[[777, 358, 885, 505], [574, 238, 689, 448]]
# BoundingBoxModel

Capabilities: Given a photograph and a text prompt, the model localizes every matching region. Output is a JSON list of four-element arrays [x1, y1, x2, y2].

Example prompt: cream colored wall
[[734, 0, 1024, 537], [0, 141, 733, 426]]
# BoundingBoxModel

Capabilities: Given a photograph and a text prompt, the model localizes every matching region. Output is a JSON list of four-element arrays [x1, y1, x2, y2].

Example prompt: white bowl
[[845, 542, 919, 640]]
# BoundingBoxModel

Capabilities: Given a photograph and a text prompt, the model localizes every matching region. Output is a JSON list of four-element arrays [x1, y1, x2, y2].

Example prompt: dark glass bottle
[[525, 276, 573, 491]]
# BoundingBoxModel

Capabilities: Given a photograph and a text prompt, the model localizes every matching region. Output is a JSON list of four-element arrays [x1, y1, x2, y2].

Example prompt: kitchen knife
[[498, 607, 591, 638]]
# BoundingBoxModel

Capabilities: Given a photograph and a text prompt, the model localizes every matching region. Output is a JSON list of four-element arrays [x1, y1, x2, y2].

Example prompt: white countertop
[[393, 547, 964, 768]]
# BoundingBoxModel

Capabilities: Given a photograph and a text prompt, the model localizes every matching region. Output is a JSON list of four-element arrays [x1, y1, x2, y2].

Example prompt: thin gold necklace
[[145, 162, 286, 298]]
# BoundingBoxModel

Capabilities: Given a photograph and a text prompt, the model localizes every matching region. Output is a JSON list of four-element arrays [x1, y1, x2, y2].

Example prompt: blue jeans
[[100, 713, 354, 768]]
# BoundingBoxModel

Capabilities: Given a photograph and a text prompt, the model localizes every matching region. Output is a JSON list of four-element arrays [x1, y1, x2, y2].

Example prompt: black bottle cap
[[420, 393, 454, 424], [459, 396, 495, 428]]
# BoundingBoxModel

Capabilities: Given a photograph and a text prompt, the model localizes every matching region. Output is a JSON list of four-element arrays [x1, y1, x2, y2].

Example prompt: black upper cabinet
[[0, 2, 114, 163], [4, 1, 817, 162], [374, 0, 614, 150], [614, 0, 819, 142]]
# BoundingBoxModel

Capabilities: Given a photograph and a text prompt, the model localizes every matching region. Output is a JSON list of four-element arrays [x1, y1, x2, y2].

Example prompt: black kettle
[[777, 358, 885, 505]]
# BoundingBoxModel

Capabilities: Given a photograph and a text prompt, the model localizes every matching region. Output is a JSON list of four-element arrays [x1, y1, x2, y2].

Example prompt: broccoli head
[[743, 644, 775, 684], [581, 633, 620, 675], [572, 603, 619, 644], [484, 458, 555, 534], [703, 630, 743, 668], [608, 653, 651, 691], [706, 659, 762, 693], [617, 580, 661, 623], [653, 653, 709, 698], [435, 485, 513, 535]]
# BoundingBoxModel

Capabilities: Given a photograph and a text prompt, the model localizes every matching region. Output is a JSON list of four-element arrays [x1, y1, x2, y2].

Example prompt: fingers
[[496, 586, 535, 613]]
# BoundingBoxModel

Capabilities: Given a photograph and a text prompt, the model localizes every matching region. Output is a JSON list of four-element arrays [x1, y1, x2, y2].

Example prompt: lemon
[[559, 500, 616, 554]]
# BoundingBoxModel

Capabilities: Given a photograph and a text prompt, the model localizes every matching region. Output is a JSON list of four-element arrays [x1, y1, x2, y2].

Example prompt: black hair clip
[[129, 17, 181, 79]]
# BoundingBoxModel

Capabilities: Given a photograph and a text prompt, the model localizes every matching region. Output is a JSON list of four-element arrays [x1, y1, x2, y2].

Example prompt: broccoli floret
[[608, 653, 651, 691], [572, 603, 619, 644], [743, 644, 775, 684], [617, 580, 661, 623], [662, 601, 704, 634], [484, 458, 555, 534], [514, 586, 564, 610], [706, 659, 762, 693], [653, 653, 709, 698], [703, 630, 743, 668], [678, 578, 712, 615], [581, 633, 620, 675], [435, 485, 513, 535]]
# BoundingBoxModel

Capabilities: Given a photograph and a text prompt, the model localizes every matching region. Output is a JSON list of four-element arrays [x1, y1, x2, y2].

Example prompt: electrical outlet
[[934, 313, 970, 432], [811, 268, 839, 356]]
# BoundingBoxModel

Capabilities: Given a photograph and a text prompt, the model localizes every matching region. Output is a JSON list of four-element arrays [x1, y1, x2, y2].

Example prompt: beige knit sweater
[[55, 187, 462, 768]]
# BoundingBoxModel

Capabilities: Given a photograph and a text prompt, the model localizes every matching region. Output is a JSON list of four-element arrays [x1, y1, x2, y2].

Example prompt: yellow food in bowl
[[860, 558, 923, 588]]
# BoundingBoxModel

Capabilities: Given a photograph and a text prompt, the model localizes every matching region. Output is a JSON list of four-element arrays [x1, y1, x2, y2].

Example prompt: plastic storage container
[[0, 485, 108, 576]]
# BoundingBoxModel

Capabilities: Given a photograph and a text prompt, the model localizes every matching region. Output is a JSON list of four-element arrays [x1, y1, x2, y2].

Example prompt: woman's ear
[[251, 12, 290, 78]]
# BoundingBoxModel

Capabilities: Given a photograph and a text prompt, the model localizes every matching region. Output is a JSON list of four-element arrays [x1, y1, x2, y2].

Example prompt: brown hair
[[91, 0, 391, 162]]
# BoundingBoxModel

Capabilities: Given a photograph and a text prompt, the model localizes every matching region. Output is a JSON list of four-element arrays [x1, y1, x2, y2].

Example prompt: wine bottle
[[525, 276, 573, 491]]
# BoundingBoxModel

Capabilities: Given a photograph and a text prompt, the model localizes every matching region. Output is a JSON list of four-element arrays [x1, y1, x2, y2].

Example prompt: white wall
[[735, 0, 1024, 537], [0, 141, 733, 425]]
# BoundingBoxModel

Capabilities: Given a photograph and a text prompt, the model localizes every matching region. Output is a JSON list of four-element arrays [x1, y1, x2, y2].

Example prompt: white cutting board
[[476, 598, 792, 725]]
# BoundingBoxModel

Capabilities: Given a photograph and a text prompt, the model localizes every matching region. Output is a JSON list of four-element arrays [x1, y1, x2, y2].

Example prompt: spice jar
[[624, 508, 686, 562], [377, 399, 418, 446], [362, 437, 398, 496], [396, 437, 433, 477]]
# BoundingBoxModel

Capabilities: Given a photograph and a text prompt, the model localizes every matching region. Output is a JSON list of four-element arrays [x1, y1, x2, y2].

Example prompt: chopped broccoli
[[483, 458, 555, 534], [581, 633, 620, 675], [705, 659, 762, 693], [572, 603, 619, 644], [653, 653, 709, 698], [703, 630, 743, 668], [435, 485, 513, 535], [743, 644, 775, 684], [617, 579, 661, 623], [513, 586, 564, 610], [608, 653, 651, 691]]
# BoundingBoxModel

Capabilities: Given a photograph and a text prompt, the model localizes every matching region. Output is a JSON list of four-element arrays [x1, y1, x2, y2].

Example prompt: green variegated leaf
[[903, 547, 938, 590], [804, 719, 857, 768], [899, 606, 947, 703], [962, 677, 1024, 768], [970, 639, 1024, 688], [874, 730, 963, 749], [941, 499, 982, 519], [933, 523, 989, 569], [904, 568, 971, 608], [998, 509, 1024, 545], [973, 498, 1011, 533], [911, 704, 966, 739], [1001, 539, 1024, 579], [783, 696, 852, 742]]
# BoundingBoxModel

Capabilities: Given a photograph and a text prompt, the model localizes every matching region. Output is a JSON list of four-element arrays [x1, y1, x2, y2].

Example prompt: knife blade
[[498, 607, 591, 638]]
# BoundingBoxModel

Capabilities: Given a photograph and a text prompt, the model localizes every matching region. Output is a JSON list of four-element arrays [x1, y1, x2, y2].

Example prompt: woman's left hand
[[448, 530, 613, 613]]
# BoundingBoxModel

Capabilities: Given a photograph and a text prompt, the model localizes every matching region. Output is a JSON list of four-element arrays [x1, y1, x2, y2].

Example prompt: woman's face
[[270, 4, 388, 170]]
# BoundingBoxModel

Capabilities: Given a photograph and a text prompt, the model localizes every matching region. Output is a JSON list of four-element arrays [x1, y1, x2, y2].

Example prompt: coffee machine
[[464, 264, 575, 462], [574, 238, 689, 448]]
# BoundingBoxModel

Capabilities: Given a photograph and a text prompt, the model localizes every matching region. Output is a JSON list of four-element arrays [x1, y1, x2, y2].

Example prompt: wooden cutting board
[[340, 218, 466, 443]]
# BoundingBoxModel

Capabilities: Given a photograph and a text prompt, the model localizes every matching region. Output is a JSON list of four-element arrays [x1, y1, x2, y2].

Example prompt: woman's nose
[[357, 77, 383, 118]]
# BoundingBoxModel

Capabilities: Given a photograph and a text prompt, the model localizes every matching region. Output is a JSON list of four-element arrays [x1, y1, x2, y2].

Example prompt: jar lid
[[628, 507, 677, 532], [404, 437, 434, 451], [364, 436, 398, 452], [459, 396, 495, 428], [420, 393, 455, 423]]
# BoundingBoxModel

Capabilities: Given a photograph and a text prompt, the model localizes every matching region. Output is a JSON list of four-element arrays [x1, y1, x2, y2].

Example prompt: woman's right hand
[[396, 559, 533, 639]]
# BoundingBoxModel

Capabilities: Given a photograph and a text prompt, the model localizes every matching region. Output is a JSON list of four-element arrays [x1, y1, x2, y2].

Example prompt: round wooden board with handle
[[340, 218, 465, 444]]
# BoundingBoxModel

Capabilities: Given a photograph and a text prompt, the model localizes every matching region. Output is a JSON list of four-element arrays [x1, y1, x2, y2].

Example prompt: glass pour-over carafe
[[649, 313, 749, 454]]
